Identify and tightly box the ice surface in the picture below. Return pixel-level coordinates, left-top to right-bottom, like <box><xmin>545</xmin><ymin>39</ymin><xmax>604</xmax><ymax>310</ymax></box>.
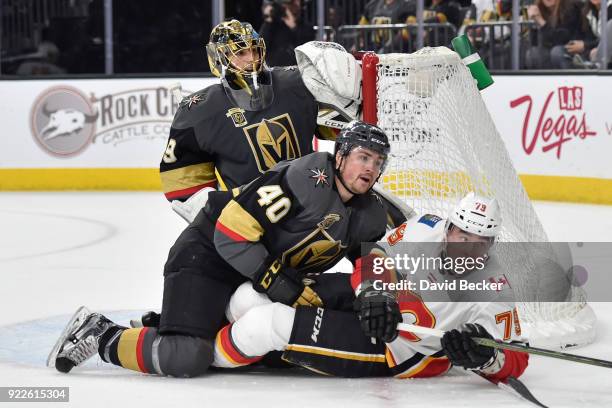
<box><xmin>1</xmin><ymin>192</ymin><xmax>611</xmax><ymax>408</ymax></box>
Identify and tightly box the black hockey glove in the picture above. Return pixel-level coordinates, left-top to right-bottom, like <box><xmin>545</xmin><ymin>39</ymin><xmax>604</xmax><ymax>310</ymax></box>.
<box><xmin>441</xmin><ymin>323</ymin><xmax>497</xmax><ymax>370</ymax></box>
<box><xmin>354</xmin><ymin>288</ymin><xmax>401</xmax><ymax>343</ymax></box>
<box><xmin>254</xmin><ymin>260</ymin><xmax>323</xmax><ymax>307</ymax></box>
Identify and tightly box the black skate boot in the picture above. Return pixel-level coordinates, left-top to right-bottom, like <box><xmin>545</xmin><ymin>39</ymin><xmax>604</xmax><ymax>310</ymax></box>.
<box><xmin>47</xmin><ymin>306</ymin><xmax>116</xmax><ymax>373</ymax></box>
<box><xmin>129</xmin><ymin>311</ymin><xmax>160</xmax><ymax>328</ymax></box>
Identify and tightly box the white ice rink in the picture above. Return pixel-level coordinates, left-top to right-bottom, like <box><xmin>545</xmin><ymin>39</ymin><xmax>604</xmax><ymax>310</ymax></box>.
<box><xmin>1</xmin><ymin>192</ymin><xmax>611</xmax><ymax>408</ymax></box>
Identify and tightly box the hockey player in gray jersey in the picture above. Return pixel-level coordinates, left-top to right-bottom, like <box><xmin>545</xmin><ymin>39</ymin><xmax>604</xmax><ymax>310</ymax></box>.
<box><xmin>209</xmin><ymin>192</ymin><xmax>528</xmax><ymax>381</ymax></box>
<box><xmin>48</xmin><ymin>120</ymin><xmax>392</xmax><ymax>378</ymax></box>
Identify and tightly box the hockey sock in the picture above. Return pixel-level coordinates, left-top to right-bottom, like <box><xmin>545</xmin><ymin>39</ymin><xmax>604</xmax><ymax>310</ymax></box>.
<box><xmin>214</xmin><ymin>323</ymin><xmax>265</xmax><ymax>368</ymax></box>
<box><xmin>213</xmin><ymin>303</ymin><xmax>294</xmax><ymax>368</ymax></box>
<box><xmin>99</xmin><ymin>327</ymin><xmax>158</xmax><ymax>374</ymax></box>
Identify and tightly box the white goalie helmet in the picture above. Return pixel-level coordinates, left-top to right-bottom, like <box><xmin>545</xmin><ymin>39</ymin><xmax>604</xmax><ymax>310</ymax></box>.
<box><xmin>446</xmin><ymin>192</ymin><xmax>502</xmax><ymax>238</ymax></box>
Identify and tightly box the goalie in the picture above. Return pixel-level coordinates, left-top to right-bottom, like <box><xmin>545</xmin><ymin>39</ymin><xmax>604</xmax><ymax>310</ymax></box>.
<box><xmin>160</xmin><ymin>20</ymin><xmax>361</xmax><ymax>223</ymax></box>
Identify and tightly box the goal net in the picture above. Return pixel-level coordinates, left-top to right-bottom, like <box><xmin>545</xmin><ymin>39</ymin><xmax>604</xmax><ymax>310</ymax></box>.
<box><xmin>362</xmin><ymin>47</ymin><xmax>596</xmax><ymax>349</ymax></box>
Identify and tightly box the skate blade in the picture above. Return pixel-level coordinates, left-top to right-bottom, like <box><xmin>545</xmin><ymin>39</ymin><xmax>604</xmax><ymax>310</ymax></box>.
<box><xmin>46</xmin><ymin>306</ymin><xmax>91</xmax><ymax>368</ymax></box>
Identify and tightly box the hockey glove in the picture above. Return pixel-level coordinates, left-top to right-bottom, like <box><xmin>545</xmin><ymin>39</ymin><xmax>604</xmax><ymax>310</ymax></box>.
<box><xmin>354</xmin><ymin>288</ymin><xmax>401</xmax><ymax>343</ymax></box>
<box><xmin>441</xmin><ymin>323</ymin><xmax>498</xmax><ymax>370</ymax></box>
<box><xmin>254</xmin><ymin>260</ymin><xmax>323</xmax><ymax>307</ymax></box>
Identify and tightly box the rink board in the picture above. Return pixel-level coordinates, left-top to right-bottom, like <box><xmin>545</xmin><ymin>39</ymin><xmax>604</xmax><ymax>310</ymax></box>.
<box><xmin>1</xmin><ymin>75</ymin><xmax>611</xmax><ymax>203</ymax></box>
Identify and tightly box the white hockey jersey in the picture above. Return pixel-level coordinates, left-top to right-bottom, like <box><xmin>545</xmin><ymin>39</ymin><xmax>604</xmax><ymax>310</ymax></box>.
<box><xmin>380</xmin><ymin>214</ymin><xmax>515</xmax><ymax>302</ymax></box>
<box><xmin>377</xmin><ymin>214</ymin><xmax>526</xmax><ymax>379</ymax></box>
<box><xmin>386</xmin><ymin>298</ymin><xmax>524</xmax><ymax>378</ymax></box>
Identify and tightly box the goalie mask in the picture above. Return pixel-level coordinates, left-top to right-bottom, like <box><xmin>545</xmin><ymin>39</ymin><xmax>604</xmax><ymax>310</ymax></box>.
<box><xmin>206</xmin><ymin>20</ymin><xmax>273</xmax><ymax>111</ymax></box>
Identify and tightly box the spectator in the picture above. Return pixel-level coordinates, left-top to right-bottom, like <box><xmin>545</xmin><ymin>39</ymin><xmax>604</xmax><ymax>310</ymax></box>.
<box><xmin>357</xmin><ymin>0</ymin><xmax>416</xmax><ymax>52</ymax></box>
<box><xmin>359</xmin><ymin>0</ymin><xmax>416</xmax><ymax>26</ymax></box>
<box><xmin>259</xmin><ymin>0</ymin><xmax>314</xmax><ymax>66</ymax></box>
<box><xmin>461</xmin><ymin>0</ymin><xmax>515</xmax><ymax>69</ymax></box>
<box><xmin>461</xmin><ymin>0</ymin><xmax>512</xmax><ymax>29</ymax></box>
<box><xmin>420</xmin><ymin>0</ymin><xmax>463</xmax><ymax>45</ymax></box>
<box><xmin>582</xmin><ymin>0</ymin><xmax>612</xmax><ymax>68</ymax></box>
<box><xmin>422</xmin><ymin>0</ymin><xmax>462</xmax><ymax>30</ymax></box>
<box><xmin>402</xmin><ymin>0</ymin><xmax>461</xmax><ymax>48</ymax></box>
<box><xmin>525</xmin><ymin>0</ymin><xmax>590</xmax><ymax>69</ymax></box>
<box><xmin>325</xmin><ymin>6</ymin><xmax>344</xmax><ymax>42</ymax></box>
<box><xmin>16</xmin><ymin>41</ymin><xmax>66</xmax><ymax>76</ymax></box>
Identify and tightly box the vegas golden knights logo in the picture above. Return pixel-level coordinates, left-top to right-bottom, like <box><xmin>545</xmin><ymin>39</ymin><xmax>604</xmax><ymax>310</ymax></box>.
<box><xmin>244</xmin><ymin>114</ymin><xmax>301</xmax><ymax>173</ymax></box>
<box><xmin>282</xmin><ymin>214</ymin><xmax>345</xmax><ymax>273</ymax></box>
<box><xmin>226</xmin><ymin>107</ymin><xmax>248</xmax><ymax>127</ymax></box>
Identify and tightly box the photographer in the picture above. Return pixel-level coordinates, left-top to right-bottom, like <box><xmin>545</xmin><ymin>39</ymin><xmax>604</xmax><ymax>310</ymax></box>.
<box><xmin>259</xmin><ymin>0</ymin><xmax>315</xmax><ymax>66</ymax></box>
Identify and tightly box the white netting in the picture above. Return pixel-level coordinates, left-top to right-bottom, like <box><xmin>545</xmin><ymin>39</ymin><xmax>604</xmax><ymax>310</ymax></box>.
<box><xmin>373</xmin><ymin>47</ymin><xmax>596</xmax><ymax>348</ymax></box>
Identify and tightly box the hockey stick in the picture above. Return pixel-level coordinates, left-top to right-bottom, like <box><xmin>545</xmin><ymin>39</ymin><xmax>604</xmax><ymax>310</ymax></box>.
<box><xmin>476</xmin><ymin>372</ymin><xmax>549</xmax><ymax>408</ymax></box>
<box><xmin>396</xmin><ymin>323</ymin><xmax>549</xmax><ymax>407</ymax></box>
<box><xmin>168</xmin><ymin>82</ymin><xmax>183</xmax><ymax>108</ymax></box>
<box><xmin>397</xmin><ymin>322</ymin><xmax>612</xmax><ymax>369</ymax></box>
<box><xmin>472</xmin><ymin>337</ymin><xmax>612</xmax><ymax>369</ymax></box>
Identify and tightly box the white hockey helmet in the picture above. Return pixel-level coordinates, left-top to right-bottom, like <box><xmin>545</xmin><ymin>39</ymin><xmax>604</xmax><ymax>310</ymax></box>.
<box><xmin>446</xmin><ymin>192</ymin><xmax>502</xmax><ymax>238</ymax></box>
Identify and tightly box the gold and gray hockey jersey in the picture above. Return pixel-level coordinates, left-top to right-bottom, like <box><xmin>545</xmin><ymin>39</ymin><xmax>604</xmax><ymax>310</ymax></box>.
<box><xmin>160</xmin><ymin>67</ymin><xmax>336</xmax><ymax>201</ymax></box>
<box><xmin>211</xmin><ymin>152</ymin><xmax>387</xmax><ymax>281</ymax></box>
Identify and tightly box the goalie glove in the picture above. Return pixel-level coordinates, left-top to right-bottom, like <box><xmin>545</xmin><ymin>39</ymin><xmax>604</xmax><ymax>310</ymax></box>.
<box><xmin>441</xmin><ymin>323</ymin><xmax>500</xmax><ymax>371</ymax></box>
<box><xmin>295</xmin><ymin>41</ymin><xmax>361</xmax><ymax>121</ymax></box>
<box><xmin>353</xmin><ymin>287</ymin><xmax>401</xmax><ymax>343</ymax></box>
<box><xmin>254</xmin><ymin>260</ymin><xmax>323</xmax><ymax>308</ymax></box>
<box><xmin>171</xmin><ymin>186</ymin><xmax>216</xmax><ymax>223</ymax></box>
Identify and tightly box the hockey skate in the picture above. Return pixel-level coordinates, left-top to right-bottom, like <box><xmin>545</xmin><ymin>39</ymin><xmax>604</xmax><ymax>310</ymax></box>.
<box><xmin>47</xmin><ymin>306</ymin><xmax>115</xmax><ymax>373</ymax></box>
<box><xmin>129</xmin><ymin>310</ymin><xmax>160</xmax><ymax>328</ymax></box>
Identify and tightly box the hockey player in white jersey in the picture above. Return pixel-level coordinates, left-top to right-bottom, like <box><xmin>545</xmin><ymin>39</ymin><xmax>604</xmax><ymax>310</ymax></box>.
<box><xmin>382</xmin><ymin>192</ymin><xmax>515</xmax><ymax>302</ymax></box>
<box><xmin>211</xmin><ymin>192</ymin><xmax>528</xmax><ymax>381</ymax></box>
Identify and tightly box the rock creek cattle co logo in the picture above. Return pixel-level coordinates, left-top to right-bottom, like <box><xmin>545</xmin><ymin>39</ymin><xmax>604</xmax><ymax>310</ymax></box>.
<box><xmin>30</xmin><ymin>85</ymin><xmax>184</xmax><ymax>157</ymax></box>
<box><xmin>243</xmin><ymin>114</ymin><xmax>301</xmax><ymax>173</ymax></box>
<box><xmin>30</xmin><ymin>86</ymin><xmax>98</xmax><ymax>157</ymax></box>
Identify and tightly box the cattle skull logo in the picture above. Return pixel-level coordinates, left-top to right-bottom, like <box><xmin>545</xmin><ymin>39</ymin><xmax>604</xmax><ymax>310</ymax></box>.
<box><xmin>39</xmin><ymin>104</ymin><xmax>98</xmax><ymax>141</ymax></box>
<box><xmin>31</xmin><ymin>86</ymin><xmax>97</xmax><ymax>157</ymax></box>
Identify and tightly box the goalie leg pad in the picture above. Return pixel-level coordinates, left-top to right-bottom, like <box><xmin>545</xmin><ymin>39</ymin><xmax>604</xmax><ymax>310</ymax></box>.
<box><xmin>282</xmin><ymin>307</ymin><xmax>390</xmax><ymax>377</ymax></box>
<box><xmin>171</xmin><ymin>186</ymin><xmax>216</xmax><ymax>223</ymax></box>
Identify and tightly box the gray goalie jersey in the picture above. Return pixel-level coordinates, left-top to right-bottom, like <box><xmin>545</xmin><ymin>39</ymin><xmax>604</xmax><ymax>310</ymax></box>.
<box><xmin>159</xmin><ymin>67</ymin><xmax>336</xmax><ymax>202</ymax></box>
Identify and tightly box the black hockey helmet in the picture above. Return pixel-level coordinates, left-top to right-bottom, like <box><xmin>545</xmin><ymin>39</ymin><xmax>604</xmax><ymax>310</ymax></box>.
<box><xmin>334</xmin><ymin>120</ymin><xmax>391</xmax><ymax>174</ymax></box>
